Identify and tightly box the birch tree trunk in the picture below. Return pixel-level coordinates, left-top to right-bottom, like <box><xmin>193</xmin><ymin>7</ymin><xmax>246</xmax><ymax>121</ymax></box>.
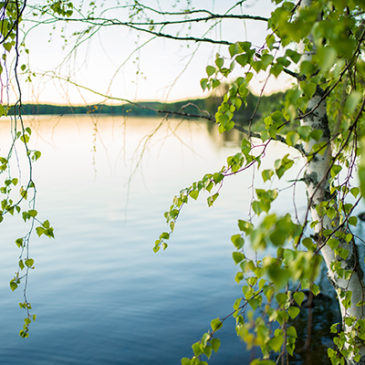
<box><xmin>301</xmin><ymin>0</ymin><xmax>365</xmax><ymax>365</ymax></box>
<box><xmin>301</xmin><ymin>86</ymin><xmax>365</xmax><ymax>363</ymax></box>
<box><xmin>299</xmin><ymin>0</ymin><xmax>365</xmax><ymax>355</ymax></box>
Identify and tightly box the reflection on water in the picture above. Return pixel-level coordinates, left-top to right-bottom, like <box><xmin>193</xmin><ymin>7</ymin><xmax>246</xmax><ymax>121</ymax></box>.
<box><xmin>0</xmin><ymin>115</ymin><xmax>337</xmax><ymax>364</ymax></box>
<box><xmin>288</xmin><ymin>284</ymin><xmax>340</xmax><ymax>365</ymax></box>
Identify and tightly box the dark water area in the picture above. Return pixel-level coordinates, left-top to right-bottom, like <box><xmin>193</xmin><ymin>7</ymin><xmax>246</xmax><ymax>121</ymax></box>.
<box><xmin>0</xmin><ymin>116</ymin><xmax>351</xmax><ymax>364</ymax></box>
<box><xmin>290</xmin><ymin>292</ymin><xmax>341</xmax><ymax>365</ymax></box>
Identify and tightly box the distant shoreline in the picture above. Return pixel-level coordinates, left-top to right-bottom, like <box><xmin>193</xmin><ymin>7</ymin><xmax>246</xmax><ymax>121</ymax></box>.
<box><xmin>8</xmin><ymin>92</ymin><xmax>283</xmax><ymax>124</ymax></box>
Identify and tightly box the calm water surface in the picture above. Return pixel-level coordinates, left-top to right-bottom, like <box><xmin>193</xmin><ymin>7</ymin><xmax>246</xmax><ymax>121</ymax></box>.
<box><xmin>0</xmin><ymin>115</ymin><xmax>328</xmax><ymax>364</ymax></box>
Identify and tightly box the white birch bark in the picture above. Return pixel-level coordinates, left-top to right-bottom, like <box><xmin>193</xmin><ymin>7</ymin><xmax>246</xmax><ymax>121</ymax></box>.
<box><xmin>299</xmin><ymin>2</ymin><xmax>365</xmax><ymax>362</ymax></box>
<box><xmin>301</xmin><ymin>92</ymin><xmax>365</xmax><ymax>363</ymax></box>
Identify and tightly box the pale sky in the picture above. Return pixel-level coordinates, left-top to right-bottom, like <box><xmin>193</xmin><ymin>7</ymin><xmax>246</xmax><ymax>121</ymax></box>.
<box><xmin>16</xmin><ymin>0</ymin><xmax>291</xmax><ymax>105</ymax></box>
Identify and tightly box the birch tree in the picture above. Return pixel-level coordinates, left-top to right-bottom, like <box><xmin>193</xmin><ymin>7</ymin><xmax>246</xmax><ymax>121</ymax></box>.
<box><xmin>11</xmin><ymin>0</ymin><xmax>365</xmax><ymax>364</ymax></box>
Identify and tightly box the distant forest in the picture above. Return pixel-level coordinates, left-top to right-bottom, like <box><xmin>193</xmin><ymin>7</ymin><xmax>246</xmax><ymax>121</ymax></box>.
<box><xmin>12</xmin><ymin>91</ymin><xmax>284</xmax><ymax>126</ymax></box>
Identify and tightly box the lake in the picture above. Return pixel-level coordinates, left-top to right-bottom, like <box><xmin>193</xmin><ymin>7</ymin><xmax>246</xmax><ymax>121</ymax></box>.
<box><xmin>0</xmin><ymin>115</ymin><xmax>335</xmax><ymax>364</ymax></box>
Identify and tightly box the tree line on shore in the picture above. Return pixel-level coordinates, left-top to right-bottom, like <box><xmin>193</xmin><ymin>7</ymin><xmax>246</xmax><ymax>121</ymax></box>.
<box><xmin>11</xmin><ymin>91</ymin><xmax>283</xmax><ymax>127</ymax></box>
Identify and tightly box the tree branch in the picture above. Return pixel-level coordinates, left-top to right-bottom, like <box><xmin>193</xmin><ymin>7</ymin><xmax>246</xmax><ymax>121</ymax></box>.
<box><xmin>282</xmin><ymin>67</ymin><xmax>304</xmax><ymax>81</ymax></box>
<box><xmin>96</xmin><ymin>13</ymin><xmax>268</xmax><ymax>27</ymax></box>
<box><xmin>106</xmin><ymin>19</ymin><xmax>233</xmax><ymax>45</ymax></box>
<box><xmin>51</xmin><ymin>17</ymin><xmax>234</xmax><ymax>45</ymax></box>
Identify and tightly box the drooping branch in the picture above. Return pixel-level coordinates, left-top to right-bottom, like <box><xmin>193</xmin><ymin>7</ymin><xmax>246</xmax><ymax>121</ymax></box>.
<box><xmin>35</xmin><ymin>16</ymin><xmax>233</xmax><ymax>45</ymax></box>
<box><xmin>0</xmin><ymin>0</ymin><xmax>27</xmax><ymax>45</ymax></box>
<box><xmin>31</xmin><ymin>0</ymin><xmax>268</xmax><ymax>47</ymax></box>
<box><xmin>91</xmin><ymin>14</ymin><xmax>269</xmax><ymax>27</ymax></box>
<box><xmin>100</xmin><ymin>19</ymin><xmax>233</xmax><ymax>45</ymax></box>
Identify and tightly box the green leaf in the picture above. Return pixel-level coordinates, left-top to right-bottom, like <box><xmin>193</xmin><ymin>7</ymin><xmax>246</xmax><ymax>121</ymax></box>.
<box><xmin>266</xmin><ymin>34</ymin><xmax>275</xmax><ymax>50</ymax></box>
<box><xmin>32</xmin><ymin>151</ymin><xmax>42</xmax><ymax>161</ymax></box>
<box><xmin>287</xmin><ymin>326</ymin><xmax>297</xmax><ymax>338</ymax></box>
<box><xmin>200</xmin><ymin>78</ymin><xmax>208</xmax><ymax>90</ymax></box>
<box><xmin>236</xmin><ymin>54</ymin><xmax>249</xmax><ymax>67</ymax></box>
<box><xmin>25</xmin><ymin>259</ymin><xmax>34</xmax><ymax>268</ymax></box>
<box><xmin>345</xmin><ymin>91</ymin><xmax>362</xmax><ymax>115</ymax></box>
<box><xmin>207</xmin><ymin>193</ymin><xmax>219</xmax><ymax>207</ymax></box>
<box><xmin>330</xmin><ymin>323</ymin><xmax>339</xmax><ymax>333</ymax></box>
<box><xmin>300</xmin><ymin>80</ymin><xmax>316</xmax><ymax>98</ymax></box>
<box><xmin>239</xmin><ymin>41</ymin><xmax>251</xmax><ymax>52</ymax></box>
<box><xmin>45</xmin><ymin>228</ymin><xmax>55</xmax><ymax>238</ymax></box>
<box><xmin>268</xmin><ymin>335</ymin><xmax>284</xmax><ymax>352</ymax></box>
<box><xmin>160</xmin><ymin>232</ymin><xmax>169</xmax><ymax>239</ymax></box>
<box><xmin>350</xmin><ymin>187</ymin><xmax>360</xmax><ymax>198</ymax></box>
<box><xmin>261</xmin><ymin>54</ymin><xmax>274</xmax><ymax>70</ymax></box>
<box><xmin>210</xmin><ymin>318</ymin><xmax>222</xmax><ymax>331</ymax></box>
<box><xmin>360</xmin><ymin>164</ymin><xmax>365</xmax><ymax>198</ymax></box>
<box><xmin>189</xmin><ymin>190</ymin><xmax>199</xmax><ymax>200</ymax></box>
<box><xmin>293</xmin><ymin>291</ymin><xmax>305</xmax><ymax>306</ymax></box>
<box><xmin>229</xmin><ymin>43</ymin><xmax>241</xmax><ymax>57</ymax></box>
<box><xmin>288</xmin><ymin>306</ymin><xmax>300</xmax><ymax>319</ymax></box>
<box><xmin>232</xmin><ymin>251</ymin><xmax>245</xmax><ymax>264</ymax></box>
<box><xmin>285</xmin><ymin>131</ymin><xmax>299</xmax><ymax>147</ymax></box>
<box><xmin>311</xmin><ymin>284</ymin><xmax>320</xmax><ymax>296</ymax></box>
<box><xmin>231</xmin><ymin>234</ymin><xmax>244</xmax><ymax>249</ymax></box>
<box><xmin>203</xmin><ymin>344</ymin><xmax>212</xmax><ymax>359</ymax></box>
<box><xmin>238</xmin><ymin>220</ymin><xmax>253</xmax><ymax>234</ymax></box>
<box><xmin>215</xmin><ymin>56</ymin><xmax>224</xmax><ymax>68</ymax></box>
<box><xmin>331</xmin><ymin>165</ymin><xmax>342</xmax><ymax>179</ymax></box>
<box><xmin>297</xmin><ymin>126</ymin><xmax>311</xmax><ymax>140</ymax></box>
<box><xmin>310</xmin><ymin>129</ymin><xmax>323</xmax><ymax>141</ymax></box>
<box><xmin>28</xmin><ymin>209</ymin><xmax>38</xmax><ymax>217</ymax></box>
<box><xmin>285</xmin><ymin>49</ymin><xmax>301</xmax><ymax>63</ymax></box>
<box><xmin>3</xmin><ymin>42</ymin><xmax>12</xmax><ymax>52</ymax></box>
<box><xmin>270</xmin><ymin>63</ymin><xmax>283</xmax><ymax>77</ymax></box>
<box><xmin>327</xmin><ymin>238</ymin><xmax>339</xmax><ymax>250</ymax></box>
<box><xmin>300</xmin><ymin>60</ymin><xmax>316</xmax><ymax>76</ymax></box>
<box><xmin>19</xmin><ymin>330</ymin><xmax>29</xmax><ymax>338</ymax></box>
<box><xmin>192</xmin><ymin>342</ymin><xmax>202</xmax><ymax>356</ymax></box>
<box><xmin>270</xmin><ymin>229</ymin><xmax>286</xmax><ymax>246</ymax></box>
<box><xmin>19</xmin><ymin>260</ymin><xmax>25</xmax><ymax>270</ymax></box>
<box><xmin>348</xmin><ymin>216</ymin><xmax>357</xmax><ymax>226</ymax></box>
<box><xmin>267</xmin><ymin>264</ymin><xmax>290</xmax><ymax>288</ymax></box>
<box><xmin>262</xmin><ymin>169</ymin><xmax>274</xmax><ymax>182</ymax></box>
<box><xmin>213</xmin><ymin>173</ymin><xmax>224</xmax><ymax>183</ymax></box>
<box><xmin>20</xmin><ymin>134</ymin><xmax>30</xmax><ymax>144</ymax></box>
<box><xmin>326</xmin><ymin>207</ymin><xmax>336</xmax><ymax>220</ymax></box>
<box><xmin>15</xmin><ymin>238</ymin><xmax>23</xmax><ymax>248</ymax></box>
<box><xmin>317</xmin><ymin>46</ymin><xmax>337</xmax><ymax>73</ymax></box>
<box><xmin>206</xmin><ymin>65</ymin><xmax>215</xmax><ymax>77</ymax></box>
<box><xmin>10</xmin><ymin>281</ymin><xmax>18</xmax><ymax>291</ymax></box>
<box><xmin>235</xmin><ymin>272</ymin><xmax>244</xmax><ymax>283</ymax></box>
<box><xmin>211</xmin><ymin>79</ymin><xmax>220</xmax><ymax>88</ymax></box>
<box><xmin>252</xmin><ymin>200</ymin><xmax>261</xmax><ymax>215</ymax></box>
<box><xmin>250</xmin><ymin>360</ymin><xmax>276</xmax><ymax>365</ymax></box>
<box><xmin>36</xmin><ymin>227</ymin><xmax>45</xmax><ymax>237</ymax></box>
<box><xmin>211</xmin><ymin>338</ymin><xmax>220</xmax><ymax>352</ymax></box>
<box><xmin>275</xmin><ymin>154</ymin><xmax>294</xmax><ymax>179</ymax></box>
